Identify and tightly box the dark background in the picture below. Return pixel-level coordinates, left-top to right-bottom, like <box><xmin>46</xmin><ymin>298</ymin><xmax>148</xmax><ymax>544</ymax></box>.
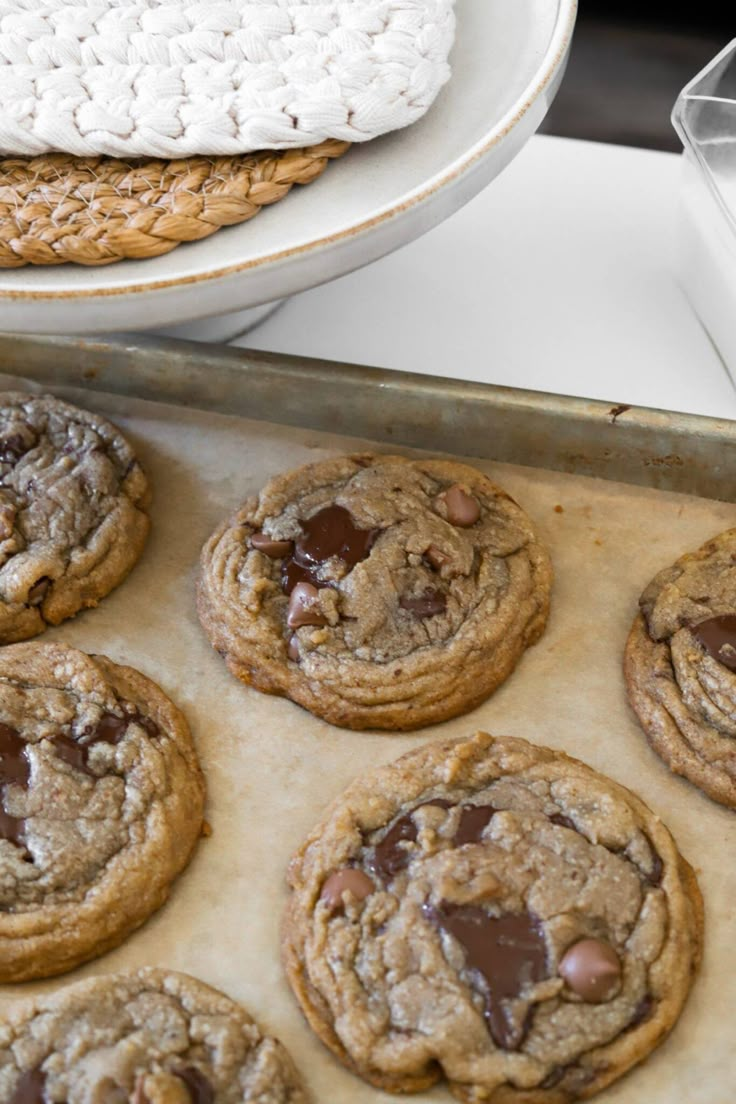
<box><xmin>541</xmin><ymin>1</ymin><xmax>733</xmax><ymax>150</ymax></box>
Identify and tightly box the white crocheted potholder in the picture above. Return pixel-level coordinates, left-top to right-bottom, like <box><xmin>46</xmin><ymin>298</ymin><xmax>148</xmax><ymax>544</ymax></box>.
<box><xmin>0</xmin><ymin>0</ymin><xmax>456</xmax><ymax>158</ymax></box>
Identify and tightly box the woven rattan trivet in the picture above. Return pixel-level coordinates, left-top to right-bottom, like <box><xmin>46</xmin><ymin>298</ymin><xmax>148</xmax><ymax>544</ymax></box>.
<box><xmin>0</xmin><ymin>140</ymin><xmax>349</xmax><ymax>268</ymax></box>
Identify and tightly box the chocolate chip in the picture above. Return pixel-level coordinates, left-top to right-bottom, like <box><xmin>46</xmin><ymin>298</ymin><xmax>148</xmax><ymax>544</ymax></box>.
<box><xmin>287</xmin><ymin>635</ymin><xmax>300</xmax><ymax>661</ymax></box>
<box><xmin>691</xmin><ymin>614</ymin><xmax>736</xmax><ymax>672</ymax></box>
<box><xmin>250</xmin><ymin>532</ymin><xmax>294</xmax><ymax>558</ymax></box>
<box><xmin>368</xmin><ymin>799</ymin><xmax>452</xmax><ymax>882</ymax></box>
<box><xmin>541</xmin><ymin>1065</ymin><xmax>597</xmax><ymax>1092</ymax></box>
<box><xmin>27</xmin><ymin>577</ymin><xmax>51</xmax><ymax>607</ymax></box>
<box><xmin>93</xmin><ymin>712</ymin><xmax>131</xmax><ymax>745</ymax></box>
<box><xmin>437</xmin><ymin>484</ymin><xmax>480</xmax><ymax>528</ymax></box>
<box><xmin>628</xmin><ymin>994</ymin><xmax>654</xmax><ymax>1029</ymax></box>
<box><xmin>0</xmin><ymin>724</ymin><xmax>31</xmax><ymax>851</ymax></box>
<box><xmin>558</xmin><ymin>939</ymin><xmax>621</xmax><ymax>1002</ymax></box>
<box><xmin>176</xmin><ymin>1066</ymin><xmax>215</xmax><ymax>1104</ymax></box>
<box><xmin>375</xmin><ymin>799</ymin><xmax>493</xmax><ymax>852</ymax></box>
<box><xmin>0</xmin><ymin>429</ymin><xmax>36</xmax><ymax>465</ymax></box>
<box><xmin>646</xmin><ymin>845</ymin><xmax>664</xmax><ymax>887</ymax></box>
<box><xmin>320</xmin><ymin>867</ymin><xmax>375</xmax><ymax>913</ymax></box>
<box><xmin>453</xmin><ymin>804</ymin><xmax>495</xmax><ymax>846</ymax></box>
<box><xmin>540</xmin><ymin>1067</ymin><xmax>566</xmax><ymax>1089</ymax></box>
<box><xmin>52</xmin><ymin>712</ymin><xmax>133</xmax><ymax>778</ymax></box>
<box><xmin>399</xmin><ymin>589</ymin><xmax>446</xmax><ymax>618</ymax></box>
<box><xmin>286</xmin><ymin>582</ymin><xmax>328</xmax><ymax>630</ymax></box>
<box><xmin>281</xmin><ymin>505</ymin><xmax>378</xmax><ymax>594</ymax></box>
<box><xmin>550</xmin><ymin>813</ymin><xmax>576</xmax><ymax>830</ymax></box>
<box><xmin>131</xmin><ymin>712</ymin><xmax>159</xmax><ymax>740</ymax></box>
<box><xmin>8</xmin><ymin>1067</ymin><xmax>46</xmax><ymax>1104</ymax></box>
<box><xmin>424</xmin><ymin>544</ymin><xmax>451</xmax><ymax>571</ymax></box>
<box><xmin>425</xmin><ymin>904</ymin><xmax>547</xmax><ymax>1049</ymax></box>
<box><xmin>0</xmin><ymin>724</ymin><xmax>30</xmax><ymax>787</ymax></box>
<box><xmin>369</xmin><ymin>811</ymin><xmax>421</xmax><ymax>881</ymax></box>
<box><xmin>51</xmin><ymin>733</ymin><xmax>96</xmax><ymax>778</ymax></box>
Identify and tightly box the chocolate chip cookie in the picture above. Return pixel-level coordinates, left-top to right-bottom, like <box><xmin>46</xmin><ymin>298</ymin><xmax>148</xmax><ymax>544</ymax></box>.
<box><xmin>197</xmin><ymin>455</ymin><xmax>552</xmax><ymax>730</ymax></box>
<box><xmin>0</xmin><ymin>392</ymin><xmax>150</xmax><ymax>643</ymax></box>
<box><xmin>0</xmin><ymin>641</ymin><xmax>205</xmax><ymax>981</ymax></box>
<box><xmin>0</xmin><ymin>967</ymin><xmax>307</xmax><ymax>1103</ymax></box>
<box><xmin>625</xmin><ymin>528</ymin><xmax>736</xmax><ymax>808</ymax></box>
<box><xmin>283</xmin><ymin>732</ymin><xmax>702</xmax><ymax>1101</ymax></box>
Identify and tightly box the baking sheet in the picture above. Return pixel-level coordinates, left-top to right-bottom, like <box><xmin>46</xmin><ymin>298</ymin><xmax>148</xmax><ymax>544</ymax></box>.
<box><xmin>0</xmin><ymin>375</ymin><xmax>733</xmax><ymax>1102</ymax></box>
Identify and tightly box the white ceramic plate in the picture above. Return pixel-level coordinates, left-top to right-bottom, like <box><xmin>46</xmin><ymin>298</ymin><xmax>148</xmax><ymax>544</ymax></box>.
<box><xmin>0</xmin><ymin>0</ymin><xmax>576</xmax><ymax>336</ymax></box>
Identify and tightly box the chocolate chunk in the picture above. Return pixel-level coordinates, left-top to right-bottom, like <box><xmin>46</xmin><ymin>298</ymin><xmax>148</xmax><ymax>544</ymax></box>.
<box><xmin>177</xmin><ymin>1066</ymin><xmax>215</xmax><ymax>1104</ymax></box>
<box><xmin>399</xmin><ymin>589</ymin><xmax>446</xmax><ymax>618</ymax></box>
<box><xmin>425</xmin><ymin>904</ymin><xmax>547</xmax><ymax>1049</ymax></box>
<box><xmin>691</xmin><ymin>614</ymin><xmax>736</xmax><ymax>672</ymax></box>
<box><xmin>0</xmin><ymin>429</ymin><xmax>36</xmax><ymax>465</ymax></box>
<box><xmin>437</xmin><ymin>484</ymin><xmax>480</xmax><ymax>528</ymax></box>
<box><xmin>424</xmin><ymin>544</ymin><xmax>451</xmax><ymax>571</ymax></box>
<box><xmin>27</xmin><ymin>577</ymin><xmax>51</xmax><ymax>607</ymax></box>
<box><xmin>287</xmin><ymin>635</ymin><xmax>300</xmax><ymax>661</ymax></box>
<box><xmin>541</xmin><ymin>1065</ymin><xmax>596</xmax><ymax>1092</ymax></box>
<box><xmin>282</xmin><ymin>559</ymin><xmax>324</xmax><ymax>594</ymax></box>
<box><xmin>369</xmin><ymin>799</ymin><xmax>452</xmax><ymax>882</ymax></box>
<box><xmin>0</xmin><ymin>724</ymin><xmax>30</xmax><ymax>787</ymax></box>
<box><xmin>250</xmin><ymin>532</ymin><xmax>294</xmax><ymax>558</ymax></box>
<box><xmin>282</xmin><ymin>505</ymin><xmax>378</xmax><ymax>594</ymax></box>
<box><xmin>287</xmin><ymin>582</ymin><xmax>328</xmax><ymax>630</ymax></box>
<box><xmin>453</xmin><ymin>804</ymin><xmax>496</xmax><ymax>846</ymax></box>
<box><xmin>646</xmin><ymin>845</ymin><xmax>664</xmax><ymax>887</ymax></box>
<box><xmin>53</xmin><ymin>712</ymin><xmax>132</xmax><ymax>778</ymax></box>
<box><xmin>129</xmin><ymin>711</ymin><xmax>159</xmax><ymax>740</ymax></box>
<box><xmin>370</xmin><ymin>811</ymin><xmax>420</xmax><ymax>881</ymax></box>
<box><xmin>550</xmin><ymin>813</ymin><xmax>576</xmax><ymax>830</ymax></box>
<box><xmin>93</xmin><ymin>712</ymin><xmax>131</xmax><ymax>745</ymax></box>
<box><xmin>320</xmin><ymin>867</ymin><xmax>375</xmax><ymax>913</ymax></box>
<box><xmin>539</xmin><ymin>1067</ymin><xmax>566</xmax><ymax>1089</ymax></box>
<box><xmin>0</xmin><ymin>805</ymin><xmax>27</xmax><ymax>849</ymax></box>
<box><xmin>8</xmin><ymin>1067</ymin><xmax>46</xmax><ymax>1104</ymax></box>
<box><xmin>558</xmin><ymin>939</ymin><xmax>621</xmax><ymax>1002</ymax></box>
<box><xmin>0</xmin><ymin>725</ymin><xmax>31</xmax><ymax>850</ymax></box>
<box><xmin>628</xmin><ymin>994</ymin><xmax>654</xmax><ymax>1029</ymax></box>
<box><xmin>51</xmin><ymin>733</ymin><xmax>97</xmax><ymax>778</ymax></box>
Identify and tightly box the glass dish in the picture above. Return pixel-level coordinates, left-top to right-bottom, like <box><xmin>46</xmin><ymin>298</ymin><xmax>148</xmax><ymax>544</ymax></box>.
<box><xmin>673</xmin><ymin>39</ymin><xmax>736</xmax><ymax>384</ymax></box>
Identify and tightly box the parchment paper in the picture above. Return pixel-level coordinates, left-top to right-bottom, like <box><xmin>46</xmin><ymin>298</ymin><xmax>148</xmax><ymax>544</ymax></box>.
<box><xmin>0</xmin><ymin>376</ymin><xmax>733</xmax><ymax>1103</ymax></box>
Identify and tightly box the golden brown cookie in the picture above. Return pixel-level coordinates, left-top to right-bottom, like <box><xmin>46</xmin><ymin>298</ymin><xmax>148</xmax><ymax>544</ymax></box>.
<box><xmin>197</xmin><ymin>454</ymin><xmax>552</xmax><ymax>730</ymax></box>
<box><xmin>283</xmin><ymin>732</ymin><xmax>702</xmax><ymax>1102</ymax></box>
<box><xmin>625</xmin><ymin>528</ymin><xmax>736</xmax><ymax>808</ymax></box>
<box><xmin>0</xmin><ymin>642</ymin><xmax>205</xmax><ymax>982</ymax></box>
<box><xmin>0</xmin><ymin>968</ymin><xmax>307</xmax><ymax>1103</ymax></box>
<box><xmin>0</xmin><ymin>392</ymin><xmax>150</xmax><ymax>643</ymax></box>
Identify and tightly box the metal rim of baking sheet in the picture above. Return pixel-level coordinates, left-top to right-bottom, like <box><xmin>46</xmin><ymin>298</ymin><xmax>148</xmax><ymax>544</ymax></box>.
<box><xmin>0</xmin><ymin>332</ymin><xmax>732</xmax><ymax>503</ymax></box>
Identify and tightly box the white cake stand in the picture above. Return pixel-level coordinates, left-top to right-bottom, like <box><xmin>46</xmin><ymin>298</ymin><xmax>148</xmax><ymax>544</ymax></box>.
<box><xmin>0</xmin><ymin>0</ymin><xmax>577</xmax><ymax>336</ymax></box>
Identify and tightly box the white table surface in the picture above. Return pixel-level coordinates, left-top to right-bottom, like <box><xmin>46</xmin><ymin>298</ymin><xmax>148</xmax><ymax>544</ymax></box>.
<box><xmin>233</xmin><ymin>134</ymin><xmax>736</xmax><ymax>421</ymax></box>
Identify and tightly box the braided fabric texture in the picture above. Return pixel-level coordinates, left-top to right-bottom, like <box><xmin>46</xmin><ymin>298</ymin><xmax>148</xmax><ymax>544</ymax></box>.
<box><xmin>0</xmin><ymin>1</ymin><xmax>455</xmax><ymax>158</ymax></box>
<box><xmin>0</xmin><ymin>139</ymin><xmax>349</xmax><ymax>266</ymax></box>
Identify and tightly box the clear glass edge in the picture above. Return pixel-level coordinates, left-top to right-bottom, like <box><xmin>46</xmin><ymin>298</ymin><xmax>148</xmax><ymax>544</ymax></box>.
<box><xmin>672</xmin><ymin>38</ymin><xmax>736</xmax><ymax>238</ymax></box>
